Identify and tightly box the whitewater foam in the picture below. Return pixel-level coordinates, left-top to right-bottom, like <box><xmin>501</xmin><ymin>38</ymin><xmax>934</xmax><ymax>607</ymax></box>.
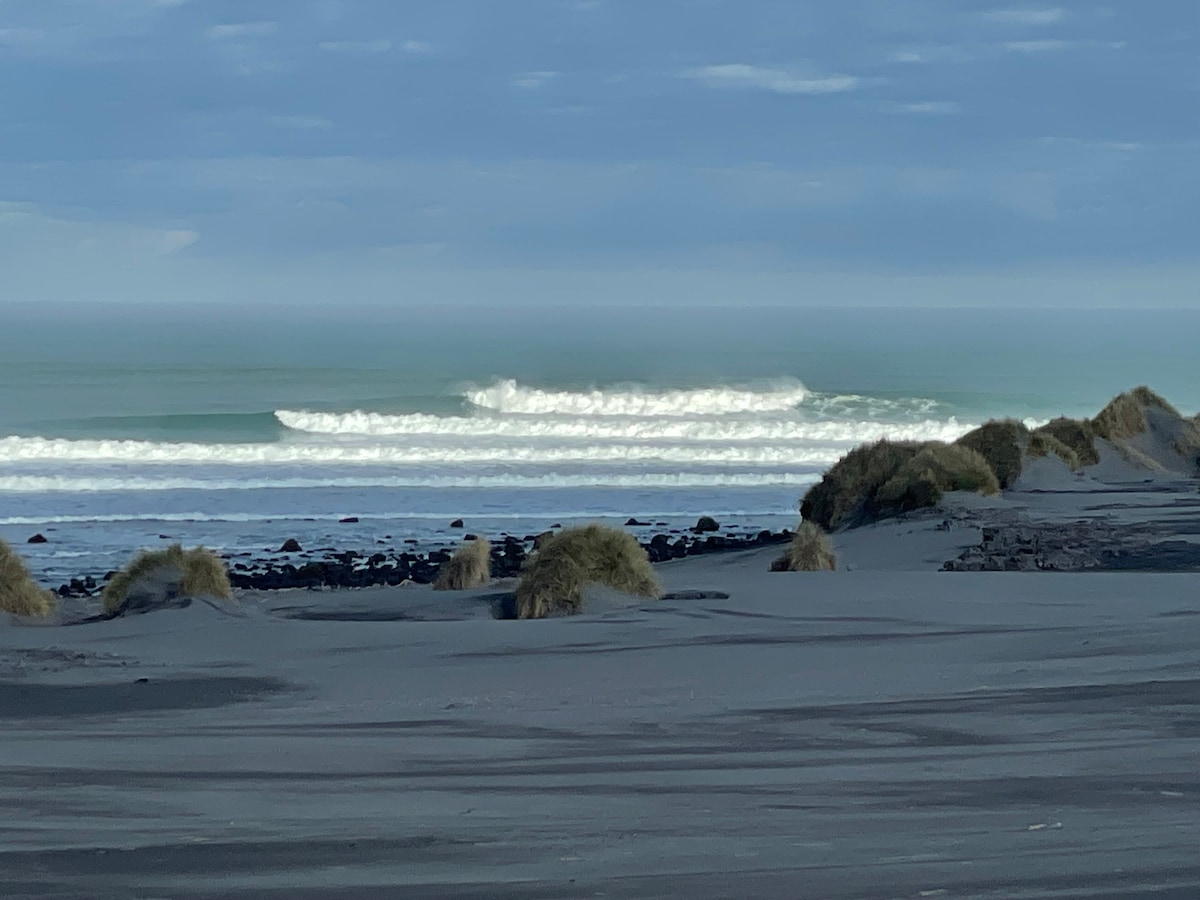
<box><xmin>0</xmin><ymin>471</ymin><xmax>822</xmax><ymax>493</ymax></box>
<box><xmin>464</xmin><ymin>378</ymin><xmax>810</xmax><ymax>417</ymax></box>
<box><xmin>274</xmin><ymin>409</ymin><xmax>972</xmax><ymax>444</ymax></box>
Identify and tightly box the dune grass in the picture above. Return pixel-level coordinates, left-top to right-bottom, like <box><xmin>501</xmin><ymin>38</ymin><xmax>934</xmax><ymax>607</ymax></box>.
<box><xmin>955</xmin><ymin>419</ymin><xmax>1029</xmax><ymax>490</ymax></box>
<box><xmin>1027</xmin><ymin>431</ymin><xmax>1081</xmax><ymax>469</ymax></box>
<box><xmin>876</xmin><ymin>444</ymin><xmax>1001</xmax><ymax>514</ymax></box>
<box><xmin>800</xmin><ymin>440</ymin><xmax>934</xmax><ymax>530</ymax></box>
<box><xmin>1034</xmin><ymin>417</ymin><xmax>1100</xmax><ymax>467</ymax></box>
<box><xmin>0</xmin><ymin>538</ymin><xmax>55</xmax><ymax>618</ymax></box>
<box><xmin>1091</xmin><ymin>386</ymin><xmax>1179</xmax><ymax>442</ymax></box>
<box><xmin>515</xmin><ymin>524</ymin><xmax>660</xmax><ymax>619</ymax></box>
<box><xmin>433</xmin><ymin>537</ymin><xmax>492</xmax><ymax>591</ymax></box>
<box><xmin>103</xmin><ymin>544</ymin><xmax>233</xmax><ymax>614</ymax></box>
<box><xmin>771</xmin><ymin>521</ymin><xmax>836</xmax><ymax>572</ymax></box>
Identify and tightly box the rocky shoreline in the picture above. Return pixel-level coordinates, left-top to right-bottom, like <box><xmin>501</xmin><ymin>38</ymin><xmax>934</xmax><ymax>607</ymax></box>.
<box><xmin>49</xmin><ymin>520</ymin><xmax>795</xmax><ymax>599</ymax></box>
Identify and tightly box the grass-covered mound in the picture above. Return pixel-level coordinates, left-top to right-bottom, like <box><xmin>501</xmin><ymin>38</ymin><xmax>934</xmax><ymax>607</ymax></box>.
<box><xmin>1091</xmin><ymin>386</ymin><xmax>1179</xmax><ymax>441</ymax></box>
<box><xmin>770</xmin><ymin>521</ymin><xmax>836</xmax><ymax>572</ymax></box>
<box><xmin>0</xmin><ymin>538</ymin><xmax>55</xmax><ymax>618</ymax></box>
<box><xmin>1034</xmin><ymin>417</ymin><xmax>1100</xmax><ymax>467</ymax></box>
<box><xmin>103</xmin><ymin>544</ymin><xmax>233</xmax><ymax>615</ymax></box>
<box><xmin>1027</xmin><ymin>431</ymin><xmax>1081</xmax><ymax>469</ymax></box>
<box><xmin>955</xmin><ymin>419</ymin><xmax>1029</xmax><ymax>490</ymax></box>
<box><xmin>433</xmin><ymin>537</ymin><xmax>491</xmax><ymax>591</ymax></box>
<box><xmin>800</xmin><ymin>440</ymin><xmax>935</xmax><ymax>530</ymax></box>
<box><xmin>515</xmin><ymin>524</ymin><xmax>661</xmax><ymax>619</ymax></box>
<box><xmin>1088</xmin><ymin>387</ymin><xmax>1200</xmax><ymax>474</ymax></box>
<box><xmin>875</xmin><ymin>444</ymin><xmax>1001</xmax><ymax>513</ymax></box>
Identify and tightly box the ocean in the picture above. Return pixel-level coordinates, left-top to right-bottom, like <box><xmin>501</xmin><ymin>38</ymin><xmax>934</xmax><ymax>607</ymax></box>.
<box><xmin>1</xmin><ymin>304</ymin><xmax>1196</xmax><ymax>586</ymax></box>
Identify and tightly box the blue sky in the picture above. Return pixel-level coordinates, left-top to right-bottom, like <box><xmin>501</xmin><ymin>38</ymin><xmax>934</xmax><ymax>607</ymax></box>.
<box><xmin>0</xmin><ymin>0</ymin><xmax>1196</xmax><ymax>306</ymax></box>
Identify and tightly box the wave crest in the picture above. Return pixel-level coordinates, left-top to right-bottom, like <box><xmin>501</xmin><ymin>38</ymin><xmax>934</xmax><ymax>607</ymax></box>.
<box><xmin>463</xmin><ymin>378</ymin><xmax>809</xmax><ymax>417</ymax></box>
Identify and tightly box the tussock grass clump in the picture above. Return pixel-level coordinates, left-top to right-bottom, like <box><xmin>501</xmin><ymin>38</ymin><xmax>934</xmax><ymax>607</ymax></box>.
<box><xmin>771</xmin><ymin>521</ymin><xmax>836</xmax><ymax>572</ymax></box>
<box><xmin>433</xmin><ymin>538</ymin><xmax>491</xmax><ymax>591</ymax></box>
<box><xmin>1091</xmin><ymin>386</ymin><xmax>1179</xmax><ymax>442</ymax></box>
<box><xmin>515</xmin><ymin>524</ymin><xmax>660</xmax><ymax>619</ymax></box>
<box><xmin>0</xmin><ymin>538</ymin><xmax>55</xmax><ymax>618</ymax></box>
<box><xmin>1027</xmin><ymin>431</ymin><xmax>1081</xmax><ymax>469</ymax></box>
<box><xmin>1034</xmin><ymin>417</ymin><xmax>1100</xmax><ymax>467</ymax></box>
<box><xmin>800</xmin><ymin>440</ymin><xmax>934</xmax><ymax>530</ymax></box>
<box><xmin>955</xmin><ymin>419</ymin><xmax>1029</xmax><ymax>489</ymax></box>
<box><xmin>103</xmin><ymin>544</ymin><xmax>233</xmax><ymax>614</ymax></box>
<box><xmin>876</xmin><ymin>444</ymin><xmax>1001</xmax><ymax>513</ymax></box>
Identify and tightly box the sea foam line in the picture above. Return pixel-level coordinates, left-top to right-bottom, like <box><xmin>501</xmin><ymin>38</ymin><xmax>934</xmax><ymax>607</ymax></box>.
<box><xmin>0</xmin><ymin>430</ymin><xmax>974</xmax><ymax>466</ymax></box>
<box><xmin>0</xmin><ymin>471</ymin><xmax>822</xmax><ymax>493</ymax></box>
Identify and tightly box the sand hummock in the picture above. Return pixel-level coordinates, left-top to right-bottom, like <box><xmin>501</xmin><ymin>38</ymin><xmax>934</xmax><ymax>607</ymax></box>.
<box><xmin>1</xmin><ymin>400</ymin><xmax>1198</xmax><ymax>897</ymax></box>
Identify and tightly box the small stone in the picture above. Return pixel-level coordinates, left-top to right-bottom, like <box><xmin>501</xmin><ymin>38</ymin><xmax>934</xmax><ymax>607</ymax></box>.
<box><xmin>26</xmin><ymin>533</ymin><xmax>48</xmax><ymax>544</ymax></box>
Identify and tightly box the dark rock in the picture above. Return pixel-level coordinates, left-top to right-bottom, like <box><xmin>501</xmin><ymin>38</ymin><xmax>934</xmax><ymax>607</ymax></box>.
<box><xmin>278</xmin><ymin>538</ymin><xmax>302</xmax><ymax>553</ymax></box>
<box><xmin>338</xmin><ymin>517</ymin><xmax>359</xmax><ymax>524</ymax></box>
<box><xmin>26</xmin><ymin>533</ymin><xmax>48</xmax><ymax>544</ymax></box>
<box><xmin>464</xmin><ymin>534</ymin><xmax>478</xmax><ymax>541</ymax></box>
<box><xmin>694</xmin><ymin>516</ymin><xmax>720</xmax><ymax>534</ymax></box>
<box><xmin>450</xmin><ymin>519</ymin><xmax>464</xmax><ymax>529</ymax></box>
<box><xmin>625</xmin><ymin>518</ymin><xmax>651</xmax><ymax>527</ymax></box>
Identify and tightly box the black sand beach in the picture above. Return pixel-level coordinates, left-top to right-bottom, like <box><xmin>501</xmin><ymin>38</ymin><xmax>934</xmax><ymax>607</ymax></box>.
<box><xmin>2</xmin><ymin>463</ymin><xmax>1199</xmax><ymax>898</ymax></box>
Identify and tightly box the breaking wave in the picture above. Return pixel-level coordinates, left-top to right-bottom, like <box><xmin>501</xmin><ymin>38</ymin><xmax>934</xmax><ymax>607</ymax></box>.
<box><xmin>274</xmin><ymin>410</ymin><xmax>971</xmax><ymax>444</ymax></box>
<box><xmin>463</xmin><ymin>378</ymin><xmax>810</xmax><ymax>417</ymax></box>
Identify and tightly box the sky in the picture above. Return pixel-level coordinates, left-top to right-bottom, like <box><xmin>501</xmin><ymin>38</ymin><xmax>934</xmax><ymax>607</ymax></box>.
<box><xmin>0</xmin><ymin>0</ymin><xmax>1196</xmax><ymax>307</ymax></box>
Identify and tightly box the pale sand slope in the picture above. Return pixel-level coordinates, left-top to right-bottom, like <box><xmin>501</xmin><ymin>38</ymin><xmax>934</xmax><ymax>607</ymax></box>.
<box><xmin>1</xmin><ymin>481</ymin><xmax>1198</xmax><ymax>898</ymax></box>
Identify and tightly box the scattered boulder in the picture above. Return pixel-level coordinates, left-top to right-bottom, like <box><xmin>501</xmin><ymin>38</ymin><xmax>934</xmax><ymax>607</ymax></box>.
<box><xmin>449</xmin><ymin>519</ymin><xmax>465</xmax><ymax>529</ymax></box>
<box><xmin>338</xmin><ymin>517</ymin><xmax>359</xmax><ymax>524</ymax></box>
<box><xmin>26</xmin><ymin>533</ymin><xmax>48</xmax><ymax>544</ymax></box>
<box><xmin>278</xmin><ymin>538</ymin><xmax>302</xmax><ymax>553</ymax></box>
<box><xmin>625</xmin><ymin>518</ymin><xmax>651</xmax><ymax>527</ymax></box>
<box><xmin>693</xmin><ymin>516</ymin><xmax>720</xmax><ymax>534</ymax></box>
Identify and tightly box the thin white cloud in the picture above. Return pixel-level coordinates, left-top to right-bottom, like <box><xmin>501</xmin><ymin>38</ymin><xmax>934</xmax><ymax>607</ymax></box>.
<box><xmin>887</xmin><ymin>46</ymin><xmax>975</xmax><ymax>64</ymax></box>
<box><xmin>268</xmin><ymin>115</ymin><xmax>334</xmax><ymax>130</ymax></box>
<box><xmin>1003</xmin><ymin>39</ymin><xmax>1072</xmax><ymax>52</ymax></box>
<box><xmin>684</xmin><ymin>64</ymin><xmax>859</xmax><ymax>95</ymax></box>
<box><xmin>888</xmin><ymin>101</ymin><xmax>962</xmax><ymax>115</ymax></box>
<box><xmin>318</xmin><ymin>39</ymin><xmax>392</xmax><ymax>53</ymax></box>
<box><xmin>401</xmin><ymin>40</ymin><xmax>435</xmax><ymax>54</ymax></box>
<box><xmin>512</xmin><ymin>71</ymin><xmax>558</xmax><ymax>89</ymax></box>
<box><xmin>983</xmin><ymin>8</ymin><xmax>1065</xmax><ymax>25</ymax></box>
<box><xmin>155</xmin><ymin>229</ymin><xmax>199</xmax><ymax>255</ymax></box>
<box><xmin>208</xmin><ymin>22</ymin><xmax>278</xmax><ymax>40</ymax></box>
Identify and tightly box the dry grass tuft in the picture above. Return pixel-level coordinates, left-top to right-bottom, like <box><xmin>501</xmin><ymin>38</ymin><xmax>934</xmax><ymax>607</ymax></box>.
<box><xmin>1092</xmin><ymin>386</ymin><xmax>1179</xmax><ymax>442</ymax></box>
<box><xmin>771</xmin><ymin>521</ymin><xmax>836</xmax><ymax>572</ymax></box>
<box><xmin>103</xmin><ymin>544</ymin><xmax>233</xmax><ymax>614</ymax></box>
<box><xmin>800</xmin><ymin>440</ymin><xmax>935</xmax><ymax>530</ymax></box>
<box><xmin>433</xmin><ymin>538</ymin><xmax>492</xmax><ymax>591</ymax></box>
<box><xmin>1034</xmin><ymin>417</ymin><xmax>1100</xmax><ymax>467</ymax></box>
<box><xmin>1027</xmin><ymin>431</ymin><xmax>1081</xmax><ymax>469</ymax></box>
<box><xmin>515</xmin><ymin>524</ymin><xmax>660</xmax><ymax>619</ymax></box>
<box><xmin>955</xmin><ymin>419</ymin><xmax>1029</xmax><ymax>489</ymax></box>
<box><xmin>0</xmin><ymin>538</ymin><xmax>55</xmax><ymax>618</ymax></box>
<box><xmin>876</xmin><ymin>444</ymin><xmax>1001</xmax><ymax>514</ymax></box>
